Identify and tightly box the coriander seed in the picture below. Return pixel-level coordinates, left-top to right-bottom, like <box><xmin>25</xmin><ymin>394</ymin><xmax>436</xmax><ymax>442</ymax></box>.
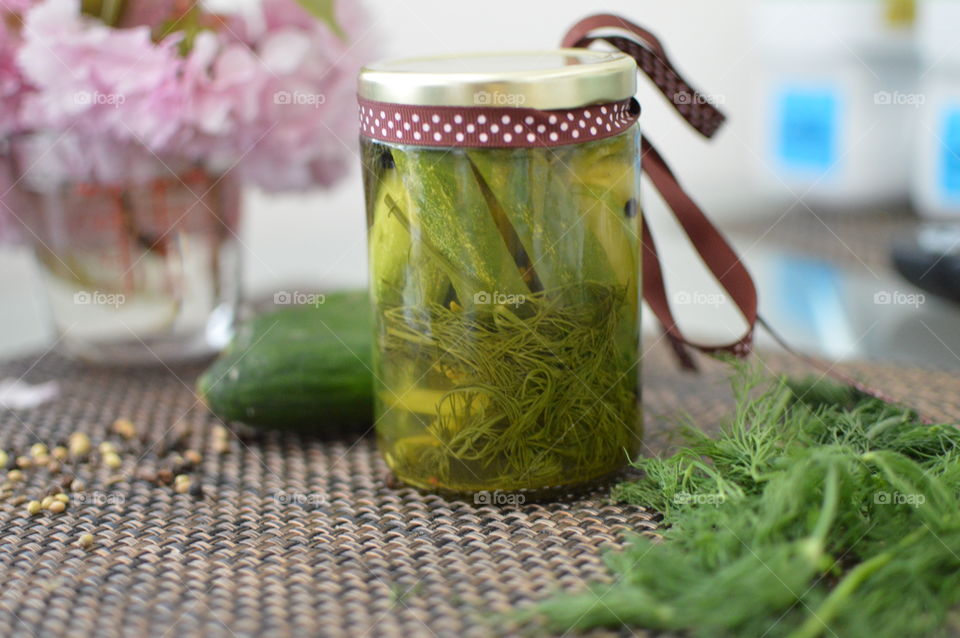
<box><xmin>7</xmin><ymin>470</ymin><xmax>24</xmax><ymax>482</ymax></box>
<box><xmin>40</xmin><ymin>495</ymin><xmax>54</xmax><ymax>509</ymax></box>
<box><xmin>103</xmin><ymin>452</ymin><xmax>122</xmax><ymax>469</ymax></box>
<box><xmin>48</xmin><ymin>500</ymin><xmax>66</xmax><ymax>514</ymax></box>
<box><xmin>27</xmin><ymin>500</ymin><xmax>42</xmax><ymax>516</ymax></box>
<box><xmin>30</xmin><ymin>443</ymin><xmax>48</xmax><ymax>459</ymax></box>
<box><xmin>68</xmin><ymin>433</ymin><xmax>91</xmax><ymax>457</ymax></box>
<box><xmin>53</xmin><ymin>493</ymin><xmax>69</xmax><ymax>504</ymax></box>
<box><xmin>78</xmin><ymin>533</ymin><xmax>94</xmax><ymax>549</ymax></box>
<box><xmin>52</xmin><ymin>446</ymin><xmax>68</xmax><ymax>462</ymax></box>
<box><xmin>174</xmin><ymin>474</ymin><xmax>191</xmax><ymax>493</ymax></box>
<box><xmin>112</xmin><ymin>419</ymin><xmax>137</xmax><ymax>440</ymax></box>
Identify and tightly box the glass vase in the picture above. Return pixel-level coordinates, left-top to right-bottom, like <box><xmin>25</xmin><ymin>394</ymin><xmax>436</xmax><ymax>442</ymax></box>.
<box><xmin>8</xmin><ymin>138</ymin><xmax>242</xmax><ymax>365</ymax></box>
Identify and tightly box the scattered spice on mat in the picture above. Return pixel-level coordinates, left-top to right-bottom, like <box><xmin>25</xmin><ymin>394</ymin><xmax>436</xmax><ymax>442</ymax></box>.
<box><xmin>1</xmin><ymin>419</ymin><xmax>230</xmax><ymax>518</ymax></box>
<box><xmin>528</xmin><ymin>365</ymin><xmax>960</xmax><ymax>638</ymax></box>
<box><xmin>102</xmin><ymin>451</ymin><xmax>122</xmax><ymax>470</ymax></box>
<box><xmin>112</xmin><ymin>418</ymin><xmax>137</xmax><ymax>440</ymax></box>
<box><xmin>78</xmin><ymin>533</ymin><xmax>94</xmax><ymax>549</ymax></box>
<box><xmin>68</xmin><ymin>432</ymin><xmax>90</xmax><ymax>458</ymax></box>
<box><xmin>173</xmin><ymin>474</ymin><xmax>191</xmax><ymax>494</ymax></box>
<box><xmin>211</xmin><ymin>425</ymin><xmax>230</xmax><ymax>454</ymax></box>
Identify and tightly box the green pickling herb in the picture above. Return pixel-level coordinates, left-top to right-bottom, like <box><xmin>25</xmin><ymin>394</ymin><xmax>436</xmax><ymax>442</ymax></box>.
<box><xmin>362</xmin><ymin>135</ymin><xmax>642</xmax><ymax>496</ymax></box>
<box><xmin>527</xmin><ymin>365</ymin><xmax>960</xmax><ymax>638</ymax></box>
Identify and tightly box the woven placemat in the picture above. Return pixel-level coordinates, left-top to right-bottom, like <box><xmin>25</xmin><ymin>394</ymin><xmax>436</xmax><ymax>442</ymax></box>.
<box><xmin>0</xmin><ymin>343</ymin><xmax>957</xmax><ymax>638</ymax></box>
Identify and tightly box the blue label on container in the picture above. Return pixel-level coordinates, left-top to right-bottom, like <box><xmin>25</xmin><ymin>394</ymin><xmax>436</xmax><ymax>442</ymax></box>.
<box><xmin>939</xmin><ymin>108</ymin><xmax>960</xmax><ymax>200</ymax></box>
<box><xmin>776</xmin><ymin>88</ymin><xmax>839</xmax><ymax>172</ymax></box>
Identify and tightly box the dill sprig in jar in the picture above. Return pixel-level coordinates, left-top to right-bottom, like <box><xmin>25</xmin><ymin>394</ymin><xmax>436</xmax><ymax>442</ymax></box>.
<box><xmin>358</xmin><ymin>51</ymin><xmax>643</xmax><ymax>497</ymax></box>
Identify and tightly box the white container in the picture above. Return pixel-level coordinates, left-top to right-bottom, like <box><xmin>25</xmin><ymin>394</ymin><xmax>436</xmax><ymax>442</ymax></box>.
<box><xmin>753</xmin><ymin>0</ymin><xmax>918</xmax><ymax>209</ymax></box>
<box><xmin>912</xmin><ymin>0</ymin><xmax>960</xmax><ymax>218</ymax></box>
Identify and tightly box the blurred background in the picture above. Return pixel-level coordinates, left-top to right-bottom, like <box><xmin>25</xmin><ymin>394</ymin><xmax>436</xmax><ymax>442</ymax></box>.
<box><xmin>3</xmin><ymin>0</ymin><xmax>960</xmax><ymax>369</ymax></box>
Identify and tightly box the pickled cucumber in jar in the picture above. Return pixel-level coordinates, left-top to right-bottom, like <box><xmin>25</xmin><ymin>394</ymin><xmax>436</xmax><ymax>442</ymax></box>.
<box><xmin>359</xmin><ymin>50</ymin><xmax>644</xmax><ymax>496</ymax></box>
<box><xmin>362</xmin><ymin>134</ymin><xmax>642</xmax><ymax>496</ymax></box>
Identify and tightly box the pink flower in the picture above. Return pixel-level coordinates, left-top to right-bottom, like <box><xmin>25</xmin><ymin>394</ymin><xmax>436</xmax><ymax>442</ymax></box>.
<box><xmin>3</xmin><ymin>0</ymin><xmax>38</xmax><ymax>13</ymax></box>
<box><xmin>17</xmin><ymin>0</ymin><xmax>187</xmax><ymax>148</ymax></box>
<box><xmin>116</xmin><ymin>0</ymin><xmax>179</xmax><ymax>29</ymax></box>
<box><xmin>0</xmin><ymin>17</ymin><xmax>31</xmax><ymax>138</ymax></box>
<box><xmin>218</xmin><ymin>0</ymin><xmax>377</xmax><ymax>190</ymax></box>
<box><xmin>7</xmin><ymin>0</ymin><xmax>377</xmax><ymax>192</ymax></box>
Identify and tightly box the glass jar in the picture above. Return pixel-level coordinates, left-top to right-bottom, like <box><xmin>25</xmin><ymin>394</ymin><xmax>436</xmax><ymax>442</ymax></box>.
<box><xmin>358</xmin><ymin>51</ymin><xmax>643</xmax><ymax>497</ymax></box>
<box><xmin>8</xmin><ymin>135</ymin><xmax>241</xmax><ymax>365</ymax></box>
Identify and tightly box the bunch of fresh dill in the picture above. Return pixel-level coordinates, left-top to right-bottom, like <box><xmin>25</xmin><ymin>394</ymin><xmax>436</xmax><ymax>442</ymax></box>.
<box><xmin>529</xmin><ymin>366</ymin><xmax>960</xmax><ymax>638</ymax></box>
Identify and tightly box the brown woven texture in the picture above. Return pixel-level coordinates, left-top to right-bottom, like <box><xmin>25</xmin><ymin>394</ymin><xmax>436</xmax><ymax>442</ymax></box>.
<box><xmin>0</xmin><ymin>344</ymin><xmax>958</xmax><ymax>638</ymax></box>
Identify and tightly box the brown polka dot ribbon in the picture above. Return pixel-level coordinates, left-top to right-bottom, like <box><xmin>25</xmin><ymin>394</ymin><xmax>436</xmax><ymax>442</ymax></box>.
<box><xmin>357</xmin><ymin>98</ymin><xmax>640</xmax><ymax>148</ymax></box>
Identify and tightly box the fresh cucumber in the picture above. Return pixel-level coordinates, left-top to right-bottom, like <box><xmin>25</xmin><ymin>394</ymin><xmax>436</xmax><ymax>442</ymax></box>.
<box><xmin>197</xmin><ymin>290</ymin><xmax>373</xmax><ymax>431</ymax></box>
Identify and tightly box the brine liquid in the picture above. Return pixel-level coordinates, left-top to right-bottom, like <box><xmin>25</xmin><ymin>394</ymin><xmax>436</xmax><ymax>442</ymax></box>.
<box><xmin>363</xmin><ymin>132</ymin><xmax>642</xmax><ymax>495</ymax></box>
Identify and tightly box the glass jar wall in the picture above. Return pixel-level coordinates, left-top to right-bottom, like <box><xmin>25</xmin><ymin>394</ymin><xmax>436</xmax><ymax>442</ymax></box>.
<box><xmin>362</xmin><ymin>128</ymin><xmax>642</xmax><ymax>496</ymax></box>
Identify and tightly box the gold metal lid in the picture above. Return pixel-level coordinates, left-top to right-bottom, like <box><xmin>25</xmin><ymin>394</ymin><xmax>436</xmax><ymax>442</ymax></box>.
<box><xmin>358</xmin><ymin>50</ymin><xmax>637</xmax><ymax>110</ymax></box>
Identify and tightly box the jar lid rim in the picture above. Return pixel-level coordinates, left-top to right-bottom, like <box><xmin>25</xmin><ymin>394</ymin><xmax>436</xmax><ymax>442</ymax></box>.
<box><xmin>358</xmin><ymin>49</ymin><xmax>638</xmax><ymax>110</ymax></box>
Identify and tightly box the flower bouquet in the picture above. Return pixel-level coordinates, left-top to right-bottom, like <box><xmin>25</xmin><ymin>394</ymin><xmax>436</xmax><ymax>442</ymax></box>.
<box><xmin>0</xmin><ymin>0</ymin><xmax>374</xmax><ymax>363</ymax></box>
